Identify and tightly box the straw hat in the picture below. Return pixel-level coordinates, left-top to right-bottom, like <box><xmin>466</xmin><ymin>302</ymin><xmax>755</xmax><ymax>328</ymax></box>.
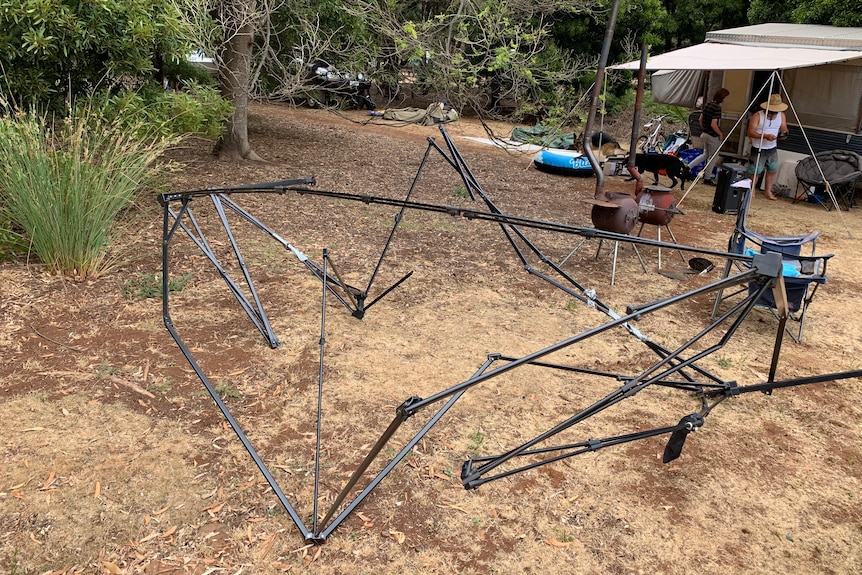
<box><xmin>761</xmin><ymin>94</ymin><xmax>788</xmax><ymax>112</ymax></box>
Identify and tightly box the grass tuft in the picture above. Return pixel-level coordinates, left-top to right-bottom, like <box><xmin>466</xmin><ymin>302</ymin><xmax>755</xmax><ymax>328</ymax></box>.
<box><xmin>0</xmin><ymin>108</ymin><xmax>172</xmax><ymax>278</ymax></box>
<box><xmin>121</xmin><ymin>272</ymin><xmax>193</xmax><ymax>300</ymax></box>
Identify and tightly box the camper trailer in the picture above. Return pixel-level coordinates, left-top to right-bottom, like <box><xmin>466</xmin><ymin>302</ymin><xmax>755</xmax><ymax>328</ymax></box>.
<box><xmin>616</xmin><ymin>24</ymin><xmax>862</xmax><ymax>161</ymax></box>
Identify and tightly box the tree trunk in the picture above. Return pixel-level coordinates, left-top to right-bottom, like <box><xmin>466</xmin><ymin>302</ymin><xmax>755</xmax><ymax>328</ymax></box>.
<box><xmin>215</xmin><ymin>0</ymin><xmax>262</xmax><ymax>161</ymax></box>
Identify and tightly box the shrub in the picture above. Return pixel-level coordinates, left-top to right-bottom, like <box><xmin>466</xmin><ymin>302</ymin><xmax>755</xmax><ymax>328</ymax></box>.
<box><xmin>84</xmin><ymin>85</ymin><xmax>233</xmax><ymax>141</ymax></box>
<box><xmin>0</xmin><ymin>109</ymin><xmax>173</xmax><ymax>278</ymax></box>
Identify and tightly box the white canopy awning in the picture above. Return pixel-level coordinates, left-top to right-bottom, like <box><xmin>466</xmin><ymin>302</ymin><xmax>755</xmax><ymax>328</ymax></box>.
<box><xmin>613</xmin><ymin>41</ymin><xmax>862</xmax><ymax>71</ymax></box>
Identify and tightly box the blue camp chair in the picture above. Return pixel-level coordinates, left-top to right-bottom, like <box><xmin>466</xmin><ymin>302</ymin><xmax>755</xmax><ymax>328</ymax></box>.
<box><xmin>710</xmin><ymin>187</ymin><xmax>833</xmax><ymax>343</ymax></box>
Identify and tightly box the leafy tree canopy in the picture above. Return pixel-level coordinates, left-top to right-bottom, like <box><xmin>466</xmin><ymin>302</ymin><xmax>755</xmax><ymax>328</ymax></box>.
<box><xmin>0</xmin><ymin>0</ymin><xmax>191</xmax><ymax>110</ymax></box>
<box><xmin>749</xmin><ymin>0</ymin><xmax>862</xmax><ymax>27</ymax></box>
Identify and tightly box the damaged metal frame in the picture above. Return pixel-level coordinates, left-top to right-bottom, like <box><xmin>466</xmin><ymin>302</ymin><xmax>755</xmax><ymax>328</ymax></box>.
<box><xmin>159</xmin><ymin>146</ymin><xmax>860</xmax><ymax>544</ymax></box>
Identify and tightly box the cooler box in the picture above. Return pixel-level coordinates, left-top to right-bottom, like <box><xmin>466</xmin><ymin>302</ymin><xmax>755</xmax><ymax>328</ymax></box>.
<box><xmin>712</xmin><ymin>163</ymin><xmax>748</xmax><ymax>214</ymax></box>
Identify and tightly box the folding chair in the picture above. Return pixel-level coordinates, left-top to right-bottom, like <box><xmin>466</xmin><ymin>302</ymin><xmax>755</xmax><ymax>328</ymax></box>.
<box><xmin>794</xmin><ymin>150</ymin><xmax>862</xmax><ymax>210</ymax></box>
<box><xmin>711</xmin><ymin>187</ymin><xmax>834</xmax><ymax>343</ymax></box>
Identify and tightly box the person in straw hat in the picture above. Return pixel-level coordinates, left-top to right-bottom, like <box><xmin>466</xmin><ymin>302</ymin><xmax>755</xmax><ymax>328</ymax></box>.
<box><xmin>746</xmin><ymin>93</ymin><xmax>789</xmax><ymax>200</ymax></box>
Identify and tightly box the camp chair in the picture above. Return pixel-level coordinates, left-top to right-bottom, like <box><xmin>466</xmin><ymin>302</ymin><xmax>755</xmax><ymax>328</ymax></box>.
<box><xmin>794</xmin><ymin>150</ymin><xmax>862</xmax><ymax>210</ymax></box>
<box><xmin>711</xmin><ymin>187</ymin><xmax>833</xmax><ymax>343</ymax></box>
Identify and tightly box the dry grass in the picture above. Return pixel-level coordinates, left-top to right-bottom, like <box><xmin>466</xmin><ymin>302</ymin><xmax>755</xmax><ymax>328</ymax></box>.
<box><xmin>1</xmin><ymin>104</ymin><xmax>861</xmax><ymax>575</ymax></box>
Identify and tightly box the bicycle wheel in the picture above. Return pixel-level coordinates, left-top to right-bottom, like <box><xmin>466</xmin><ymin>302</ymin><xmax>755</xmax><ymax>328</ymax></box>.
<box><xmin>636</xmin><ymin>135</ymin><xmax>649</xmax><ymax>153</ymax></box>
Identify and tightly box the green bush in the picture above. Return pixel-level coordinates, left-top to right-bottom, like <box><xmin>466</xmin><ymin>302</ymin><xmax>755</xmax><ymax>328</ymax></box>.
<box><xmin>0</xmin><ymin>0</ymin><xmax>190</xmax><ymax>111</ymax></box>
<box><xmin>0</xmin><ymin>109</ymin><xmax>173</xmax><ymax>278</ymax></box>
<box><xmin>84</xmin><ymin>85</ymin><xmax>233</xmax><ymax>141</ymax></box>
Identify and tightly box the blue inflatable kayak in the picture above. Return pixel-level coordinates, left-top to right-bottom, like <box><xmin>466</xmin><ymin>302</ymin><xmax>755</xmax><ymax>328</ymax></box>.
<box><xmin>533</xmin><ymin>149</ymin><xmax>595</xmax><ymax>177</ymax></box>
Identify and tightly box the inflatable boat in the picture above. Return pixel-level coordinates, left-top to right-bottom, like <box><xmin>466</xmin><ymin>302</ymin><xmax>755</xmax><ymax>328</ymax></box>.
<box><xmin>533</xmin><ymin>149</ymin><xmax>595</xmax><ymax>177</ymax></box>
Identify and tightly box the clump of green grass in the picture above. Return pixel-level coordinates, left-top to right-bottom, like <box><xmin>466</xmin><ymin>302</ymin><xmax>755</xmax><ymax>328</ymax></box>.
<box><xmin>0</xmin><ymin>108</ymin><xmax>172</xmax><ymax>278</ymax></box>
<box><xmin>214</xmin><ymin>382</ymin><xmax>241</xmax><ymax>399</ymax></box>
<box><xmin>121</xmin><ymin>272</ymin><xmax>193</xmax><ymax>300</ymax></box>
<box><xmin>468</xmin><ymin>428</ymin><xmax>485</xmax><ymax>456</ymax></box>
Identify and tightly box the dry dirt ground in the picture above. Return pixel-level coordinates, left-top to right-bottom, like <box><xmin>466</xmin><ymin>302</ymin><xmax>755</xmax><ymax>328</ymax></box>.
<box><xmin>2</xmin><ymin>103</ymin><xmax>862</xmax><ymax>575</ymax></box>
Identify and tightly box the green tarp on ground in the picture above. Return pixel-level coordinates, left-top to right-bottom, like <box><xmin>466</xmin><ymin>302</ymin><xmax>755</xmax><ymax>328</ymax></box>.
<box><xmin>383</xmin><ymin>102</ymin><xmax>459</xmax><ymax>125</ymax></box>
<box><xmin>510</xmin><ymin>125</ymin><xmax>575</xmax><ymax>149</ymax></box>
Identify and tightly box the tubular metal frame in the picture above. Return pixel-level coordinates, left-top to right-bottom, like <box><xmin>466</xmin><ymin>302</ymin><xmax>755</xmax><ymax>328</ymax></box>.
<box><xmin>160</xmin><ymin>138</ymin><xmax>861</xmax><ymax>544</ymax></box>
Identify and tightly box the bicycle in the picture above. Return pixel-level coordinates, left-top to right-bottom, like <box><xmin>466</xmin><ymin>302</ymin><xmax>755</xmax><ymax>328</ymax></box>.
<box><xmin>637</xmin><ymin>114</ymin><xmax>667</xmax><ymax>154</ymax></box>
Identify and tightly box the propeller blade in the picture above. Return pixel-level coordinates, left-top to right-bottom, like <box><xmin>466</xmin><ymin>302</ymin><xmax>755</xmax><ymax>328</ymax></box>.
<box><xmin>662</xmin><ymin>414</ymin><xmax>704</xmax><ymax>463</ymax></box>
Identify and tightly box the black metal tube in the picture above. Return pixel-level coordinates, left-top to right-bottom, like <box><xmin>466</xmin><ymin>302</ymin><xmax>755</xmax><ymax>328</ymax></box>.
<box><xmin>724</xmin><ymin>369</ymin><xmax>862</xmax><ymax>396</ymax></box>
<box><xmin>405</xmin><ymin>265</ymin><xmax>759</xmax><ymax>417</ymax></box>
<box><xmin>167</xmin><ymin>205</ymin><xmax>276</xmax><ymax>345</ymax></box>
<box><xmin>464</xmin><ymin>419</ymin><xmax>694</xmax><ymax>489</ymax></box>
<box><xmin>292</xmin><ymin>187</ymin><xmax>753</xmax><ymax>262</ymax></box>
<box><xmin>211</xmin><ymin>195</ymin><xmax>280</xmax><ymax>347</ymax></box>
<box><xmin>364</xmin><ymin>144</ymin><xmax>433</xmax><ymax>296</ymax></box>
<box><xmin>161</xmin><ymin>203</ymin><xmax>312</xmax><ymax>541</ymax></box>
<box><xmin>317</xmin><ymin>407</ymin><xmax>410</xmax><ymax>529</ymax></box>
<box><xmin>312</xmin><ymin>250</ymin><xmax>329</xmax><ymax>534</ymax></box>
<box><xmin>158</xmin><ymin>177</ymin><xmax>315</xmax><ymax>204</ymax></box>
<box><xmin>318</xmin><ymin>356</ymin><xmax>497</xmax><ymax>539</ymax></box>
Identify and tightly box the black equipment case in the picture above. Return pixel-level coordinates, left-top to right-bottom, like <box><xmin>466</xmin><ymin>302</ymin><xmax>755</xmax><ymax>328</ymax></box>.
<box><xmin>712</xmin><ymin>163</ymin><xmax>748</xmax><ymax>214</ymax></box>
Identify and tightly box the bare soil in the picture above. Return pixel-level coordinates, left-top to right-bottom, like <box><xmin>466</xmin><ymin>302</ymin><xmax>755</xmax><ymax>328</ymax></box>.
<box><xmin>2</xmin><ymin>102</ymin><xmax>862</xmax><ymax>575</ymax></box>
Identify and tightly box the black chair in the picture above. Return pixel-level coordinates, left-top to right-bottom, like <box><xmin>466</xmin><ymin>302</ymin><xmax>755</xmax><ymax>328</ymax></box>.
<box><xmin>711</xmin><ymin>187</ymin><xmax>834</xmax><ymax>343</ymax></box>
<box><xmin>794</xmin><ymin>150</ymin><xmax>862</xmax><ymax>210</ymax></box>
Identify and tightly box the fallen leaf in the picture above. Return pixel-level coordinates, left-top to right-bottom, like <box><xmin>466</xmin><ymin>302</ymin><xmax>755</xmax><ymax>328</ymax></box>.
<box><xmin>106</xmin><ymin>375</ymin><xmax>155</xmax><ymax>399</ymax></box>
<box><xmin>30</xmin><ymin>532</ymin><xmax>41</xmax><ymax>544</ymax></box>
<box><xmin>260</xmin><ymin>532</ymin><xmax>278</xmax><ymax>559</ymax></box>
<box><xmin>389</xmin><ymin>529</ymin><xmax>406</xmax><ymax>544</ymax></box>
<box><xmin>161</xmin><ymin>525</ymin><xmax>177</xmax><ymax>538</ymax></box>
<box><xmin>94</xmin><ymin>481</ymin><xmax>101</xmax><ymax>498</ymax></box>
<box><xmin>356</xmin><ymin>512</ymin><xmax>372</xmax><ymax>523</ymax></box>
<box><xmin>102</xmin><ymin>561</ymin><xmax>122</xmax><ymax>575</ymax></box>
<box><xmin>201</xmin><ymin>501</ymin><xmax>225</xmax><ymax>513</ymax></box>
<box><xmin>21</xmin><ymin>427</ymin><xmax>45</xmax><ymax>432</ymax></box>
<box><xmin>303</xmin><ymin>546</ymin><xmax>322</xmax><ymax>566</ymax></box>
<box><xmin>139</xmin><ymin>532</ymin><xmax>159</xmax><ymax>543</ymax></box>
<box><xmin>9</xmin><ymin>479</ymin><xmax>30</xmax><ymax>490</ymax></box>
<box><xmin>545</xmin><ymin>538</ymin><xmax>571</xmax><ymax>548</ymax></box>
<box><xmin>153</xmin><ymin>504</ymin><xmax>171</xmax><ymax>515</ymax></box>
<box><xmin>436</xmin><ymin>502</ymin><xmax>470</xmax><ymax>514</ymax></box>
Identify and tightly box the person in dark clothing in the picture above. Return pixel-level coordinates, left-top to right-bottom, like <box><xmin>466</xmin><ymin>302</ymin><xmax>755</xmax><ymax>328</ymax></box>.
<box><xmin>700</xmin><ymin>88</ymin><xmax>730</xmax><ymax>185</ymax></box>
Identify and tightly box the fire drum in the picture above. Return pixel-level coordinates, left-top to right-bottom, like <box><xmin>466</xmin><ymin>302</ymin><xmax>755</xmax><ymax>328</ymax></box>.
<box><xmin>636</xmin><ymin>186</ymin><xmax>677</xmax><ymax>227</ymax></box>
<box><xmin>591</xmin><ymin>192</ymin><xmax>640</xmax><ymax>234</ymax></box>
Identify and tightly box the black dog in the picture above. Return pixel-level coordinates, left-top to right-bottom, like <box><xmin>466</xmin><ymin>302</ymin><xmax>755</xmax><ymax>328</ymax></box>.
<box><xmin>590</xmin><ymin>131</ymin><xmax>619</xmax><ymax>149</ymax></box>
<box><xmin>627</xmin><ymin>153</ymin><xmax>691</xmax><ymax>188</ymax></box>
